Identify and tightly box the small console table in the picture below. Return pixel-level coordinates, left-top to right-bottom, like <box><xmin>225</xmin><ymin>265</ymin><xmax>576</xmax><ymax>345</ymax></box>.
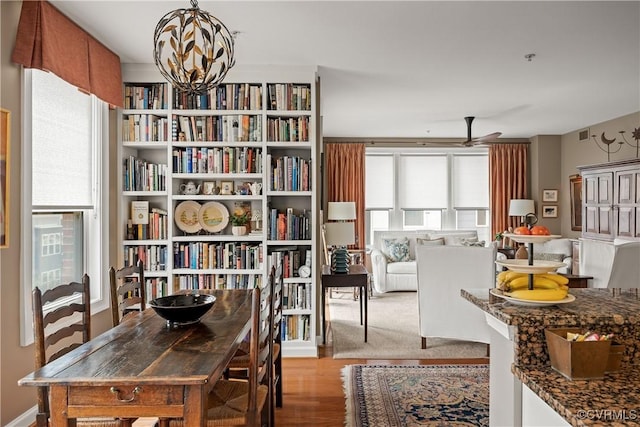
<box><xmin>321</xmin><ymin>264</ymin><xmax>369</xmax><ymax>343</ymax></box>
<box><xmin>559</xmin><ymin>273</ymin><xmax>593</xmax><ymax>288</ymax></box>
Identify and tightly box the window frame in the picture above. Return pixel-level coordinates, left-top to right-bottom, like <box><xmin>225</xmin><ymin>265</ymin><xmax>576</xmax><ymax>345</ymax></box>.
<box><xmin>364</xmin><ymin>146</ymin><xmax>490</xmax><ymax>247</ymax></box>
<box><xmin>20</xmin><ymin>69</ymin><xmax>111</xmax><ymax>346</ymax></box>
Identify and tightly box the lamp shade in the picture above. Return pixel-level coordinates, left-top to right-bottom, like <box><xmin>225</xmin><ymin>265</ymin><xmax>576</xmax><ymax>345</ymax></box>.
<box><xmin>509</xmin><ymin>199</ymin><xmax>535</xmax><ymax>217</ymax></box>
<box><xmin>327</xmin><ymin>202</ymin><xmax>356</xmax><ymax>221</ymax></box>
<box><xmin>324</xmin><ymin>222</ymin><xmax>355</xmax><ymax>246</ymax></box>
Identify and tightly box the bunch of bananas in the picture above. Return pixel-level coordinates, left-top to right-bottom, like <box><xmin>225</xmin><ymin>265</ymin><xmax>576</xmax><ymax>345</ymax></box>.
<box><xmin>496</xmin><ymin>271</ymin><xmax>569</xmax><ymax>301</ymax></box>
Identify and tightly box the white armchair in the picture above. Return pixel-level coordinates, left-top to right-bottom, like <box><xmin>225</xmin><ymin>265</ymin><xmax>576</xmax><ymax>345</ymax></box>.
<box><xmin>416</xmin><ymin>245</ymin><xmax>496</xmax><ymax>349</ymax></box>
<box><xmin>581</xmin><ymin>239</ymin><xmax>640</xmax><ymax>288</ymax></box>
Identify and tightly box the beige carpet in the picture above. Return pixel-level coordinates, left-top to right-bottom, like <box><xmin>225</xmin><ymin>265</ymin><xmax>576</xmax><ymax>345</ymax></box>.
<box><xmin>328</xmin><ymin>291</ymin><xmax>488</xmax><ymax>359</ymax></box>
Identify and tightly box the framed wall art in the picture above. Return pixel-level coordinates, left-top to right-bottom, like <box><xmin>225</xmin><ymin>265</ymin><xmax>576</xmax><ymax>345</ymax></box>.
<box><xmin>0</xmin><ymin>108</ymin><xmax>10</xmax><ymax>248</ymax></box>
<box><xmin>569</xmin><ymin>174</ymin><xmax>582</xmax><ymax>231</ymax></box>
<box><xmin>220</xmin><ymin>181</ymin><xmax>234</xmax><ymax>195</ymax></box>
<box><xmin>542</xmin><ymin>205</ymin><xmax>558</xmax><ymax>218</ymax></box>
<box><xmin>542</xmin><ymin>189</ymin><xmax>558</xmax><ymax>202</ymax></box>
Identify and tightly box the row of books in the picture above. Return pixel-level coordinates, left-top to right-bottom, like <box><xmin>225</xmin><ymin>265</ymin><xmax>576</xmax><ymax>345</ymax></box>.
<box><xmin>172</xmin><ymin>114</ymin><xmax>262</xmax><ymax>142</ymax></box>
<box><xmin>123</xmin><ymin>156</ymin><xmax>168</xmax><ymax>192</ymax></box>
<box><xmin>173</xmin><ymin>242</ymin><xmax>263</xmax><ymax>270</ymax></box>
<box><xmin>268</xmin><ymin>208</ymin><xmax>311</xmax><ymax>241</ymax></box>
<box><xmin>126</xmin><ymin>208</ymin><xmax>168</xmax><ymax>240</ymax></box>
<box><xmin>268</xmin><ymin>154</ymin><xmax>311</xmax><ymax>192</ymax></box>
<box><xmin>172</xmin><ymin>146</ymin><xmax>263</xmax><ymax>174</ymax></box>
<box><xmin>173</xmin><ymin>83</ymin><xmax>263</xmax><ymax>111</ymax></box>
<box><xmin>145</xmin><ymin>278</ymin><xmax>169</xmax><ymax>301</ymax></box>
<box><xmin>124</xmin><ymin>83</ymin><xmax>168</xmax><ymax>110</ymax></box>
<box><xmin>281</xmin><ymin>314</ymin><xmax>311</xmax><ymax>341</ymax></box>
<box><xmin>173</xmin><ymin>274</ymin><xmax>263</xmax><ymax>291</ymax></box>
<box><xmin>124</xmin><ymin>245</ymin><xmax>168</xmax><ymax>272</ymax></box>
<box><xmin>282</xmin><ymin>283</ymin><xmax>312</xmax><ymax>310</ymax></box>
<box><xmin>266</xmin><ymin>116</ymin><xmax>310</xmax><ymax>142</ymax></box>
<box><xmin>267</xmin><ymin>247</ymin><xmax>310</xmax><ymax>278</ymax></box>
<box><xmin>267</xmin><ymin>84</ymin><xmax>312</xmax><ymax>111</ymax></box>
<box><xmin>122</xmin><ymin>114</ymin><xmax>169</xmax><ymax>142</ymax></box>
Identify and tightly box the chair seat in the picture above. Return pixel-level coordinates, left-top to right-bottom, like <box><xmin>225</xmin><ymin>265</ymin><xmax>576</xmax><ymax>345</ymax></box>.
<box><xmin>167</xmin><ymin>380</ymin><xmax>268</xmax><ymax>426</ymax></box>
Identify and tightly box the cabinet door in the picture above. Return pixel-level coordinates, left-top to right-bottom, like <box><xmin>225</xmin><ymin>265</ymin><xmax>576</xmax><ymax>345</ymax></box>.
<box><xmin>615</xmin><ymin>169</ymin><xmax>638</xmax><ymax>239</ymax></box>
<box><xmin>583</xmin><ymin>172</ymin><xmax>614</xmax><ymax>239</ymax></box>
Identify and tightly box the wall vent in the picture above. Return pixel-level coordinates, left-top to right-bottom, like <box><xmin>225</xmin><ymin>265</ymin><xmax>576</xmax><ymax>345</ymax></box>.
<box><xmin>578</xmin><ymin>128</ymin><xmax>590</xmax><ymax>142</ymax></box>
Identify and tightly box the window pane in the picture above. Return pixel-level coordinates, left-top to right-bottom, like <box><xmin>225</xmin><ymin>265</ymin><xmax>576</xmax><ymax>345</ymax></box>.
<box><xmin>365</xmin><ymin>155</ymin><xmax>393</xmax><ymax>209</ymax></box>
<box><xmin>32</xmin><ymin>213</ymin><xmax>84</xmax><ymax>293</ymax></box>
<box><xmin>32</xmin><ymin>70</ymin><xmax>93</xmax><ymax>208</ymax></box>
<box><xmin>453</xmin><ymin>155</ymin><xmax>488</xmax><ymax>208</ymax></box>
<box><xmin>368</xmin><ymin>210</ymin><xmax>389</xmax><ymax>245</ymax></box>
<box><xmin>403</xmin><ymin>210</ymin><xmax>423</xmax><ymax>227</ymax></box>
<box><xmin>398</xmin><ymin>155</ymin><xmax>447</xmax><ymax>209</ymax></box>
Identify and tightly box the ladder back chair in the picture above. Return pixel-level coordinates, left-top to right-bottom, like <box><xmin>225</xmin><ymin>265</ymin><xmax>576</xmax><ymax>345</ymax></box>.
<box><xmin>272</xmin><ymin>264</ymin><xmax>284</xmax><ymax>409</ymax></box>
<box><xmin>32</xmin><ymin>275</ymin><xmax>130</xmax><ymax>427</ymax></box>
<box><xmin>109</xmin><ymin>259</ymin><xmax>146</xmax><ymax>326</ymax></box>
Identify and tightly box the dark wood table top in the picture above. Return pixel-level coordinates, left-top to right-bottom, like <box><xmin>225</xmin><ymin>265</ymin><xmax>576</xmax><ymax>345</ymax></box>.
<box><xmin>19</xmin><ymin>289</ymin><xmax>253</xmax><ymax>388</ymax></box>
<box><xmin>321</xmin><ymin>264</ymin><xmax>368</xmax><ymax>276</ymax></box>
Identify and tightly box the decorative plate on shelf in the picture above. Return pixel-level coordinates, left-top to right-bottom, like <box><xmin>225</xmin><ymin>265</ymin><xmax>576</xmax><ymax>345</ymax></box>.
<box><xmin>490</xmin><ymin>289</ymin><xmax>575</xmax><ymax>307</ymax></box>
<box><xmin>503</xmin><ymin>233</ymin><xmax>562</xmax><ymax>244</ymax></box>
<box><xmin>198</xmin><ymin>201</ymin><xmax>229</xmax><ymax>233</ymax></box>
<box><xmin>495</xmin><ymin>259</ymin><xmax>566</xmax><ymax>274</ymax></box>
<box><xmin>174</xmin><ymin>201</ymin><xmax>202</xmax><ymax>234</ymax></box>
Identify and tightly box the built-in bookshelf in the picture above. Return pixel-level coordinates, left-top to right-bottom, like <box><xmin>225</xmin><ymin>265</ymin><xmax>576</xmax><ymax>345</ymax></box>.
<box><xmin>118</xmin><ymin>65</ymin><xmax>318</xmax><ymax>357</ymax></box>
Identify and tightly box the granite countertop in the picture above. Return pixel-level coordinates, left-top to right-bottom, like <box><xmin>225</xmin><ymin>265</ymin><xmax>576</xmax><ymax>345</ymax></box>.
<box><xmin>462</xmin><ymin>288</ymin><xmax>640</xmax><ymax>367</ymax></box>
<box><xmin>513</xmin><ymin>365</ymin><xmax>640</xmax><ymax>427</ymax></box>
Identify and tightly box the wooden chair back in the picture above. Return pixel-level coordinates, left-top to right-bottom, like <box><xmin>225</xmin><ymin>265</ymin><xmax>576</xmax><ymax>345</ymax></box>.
<box><xmin>32</xmin><ymin>275</ymin><xmax>91</xmax><ymax>427</ymax></box>
<box><xmin>109</xmin><ymin>259</ymin><xmax>145</xmax><ymax>326</ymax></box>
<box><xmin>272</xmin><ymin>264</ymin><xmax>284</xmax><ymax>409</ymax></box>
<box><xmin>248</xmin><ymin>280</ymin><xmax>274</xmax><ymax>425</ymax></box>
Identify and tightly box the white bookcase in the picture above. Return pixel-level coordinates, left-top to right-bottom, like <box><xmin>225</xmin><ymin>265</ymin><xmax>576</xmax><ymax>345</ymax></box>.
<box><xmin>118</xmin><ymin>64</ymin><xmax>318</xmax><ymax>357</ymax></box>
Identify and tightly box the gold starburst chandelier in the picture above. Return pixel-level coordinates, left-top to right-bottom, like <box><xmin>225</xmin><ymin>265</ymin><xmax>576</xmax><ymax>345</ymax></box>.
<box><xmin>153</xmin><ymin>0</ymin><xmax>235</xmax><ymax>94</ymax></box>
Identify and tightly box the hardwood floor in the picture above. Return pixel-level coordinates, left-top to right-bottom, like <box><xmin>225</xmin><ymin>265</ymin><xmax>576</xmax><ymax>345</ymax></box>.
<box><xmin>275</xmin><ymin>326</ymin><xmax>489</xmax><ymax>426</ymax></box>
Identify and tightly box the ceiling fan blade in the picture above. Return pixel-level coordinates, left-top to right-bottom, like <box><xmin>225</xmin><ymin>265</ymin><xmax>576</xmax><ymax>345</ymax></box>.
<box><xmin>472</xmin><ymin>131</ymin><xmax>502</xmax><ymax>143</ymax></box>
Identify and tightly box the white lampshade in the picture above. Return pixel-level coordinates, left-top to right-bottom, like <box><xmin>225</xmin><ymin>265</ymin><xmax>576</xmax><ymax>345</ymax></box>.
<box><xmin>509</xmin><ymin>199</ymin><xmax>535</xmax><ymax>217</ymax></box>
<box><xmin>324</xmin><ymin>222</ymin><xmax>355</xmax><ymax>246</ymax></box>
<box><xmin>327</xmin><ymin>202</ymin><xmax>356</xmax><ymax>221</ymax></box>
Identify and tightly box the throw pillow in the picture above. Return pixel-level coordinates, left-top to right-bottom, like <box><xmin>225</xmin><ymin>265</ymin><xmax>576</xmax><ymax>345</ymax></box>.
<box><xmin>381</xmin><ymin>237</ymin><xmax>411</xmax><ymax>262</ymax></box>
<box><xmin>533</xmin><ymin>252</ymin><xmax>564</xmax><ymax>262</ymax></box>
<box><xmin>416</xmin><ymin>237</ymin><xmax>445</xmax><ymax>246</ymax></box>
<box><xmin>462</xmin><ymin>239</ymin><xmax>486</xmax><ymax>247</ymax></box>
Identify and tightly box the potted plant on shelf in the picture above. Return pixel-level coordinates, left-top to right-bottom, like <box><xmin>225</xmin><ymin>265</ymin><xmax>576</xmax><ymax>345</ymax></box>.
<box><xmin>230</xmin><ymin>211</ymin><xmax>250</xmax><ymax>236</ymax></box>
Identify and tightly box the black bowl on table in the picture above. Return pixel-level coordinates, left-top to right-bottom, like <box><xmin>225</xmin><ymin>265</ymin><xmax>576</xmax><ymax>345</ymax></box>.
<box><xmin>149</xmin><ymin>294</ymin><xmax>216</xmax><ymax>326</ymax></box>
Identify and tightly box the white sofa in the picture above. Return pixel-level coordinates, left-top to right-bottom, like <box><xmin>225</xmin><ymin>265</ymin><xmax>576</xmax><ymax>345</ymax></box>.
<box><xmin>370</xmin><ymin>229</ymin><xmax>481</xmax><ymax>293</ymax></box>
<box><xmin>416</xmin><ymin>244</ymin><xmax>496</xmax><ymax>348</ymax></box>
<box><xmin>530</xmin><ymin>238</ymin><xmax>573</xmax><ymax>274</ymax></box>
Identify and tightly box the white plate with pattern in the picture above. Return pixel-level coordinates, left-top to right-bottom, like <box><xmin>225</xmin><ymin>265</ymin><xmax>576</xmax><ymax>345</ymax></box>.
<box><xmin>495</xmin><ymin>259</ymin><xmax>566</xmax><ymax>274</ymax></box>
<box><xmin>198</xmin><ymin>201</ymin><xmax>229</xmax><ymax>233</ymax></box>
<box><xmin>174</xmin><ymin>200</ymin><xmax>202</xmax><ymax>234</ymax></box>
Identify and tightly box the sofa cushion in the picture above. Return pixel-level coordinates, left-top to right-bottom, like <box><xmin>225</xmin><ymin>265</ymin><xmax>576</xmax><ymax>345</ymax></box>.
<box><xmin>533</xmin><ymin>252</ymin><xmax>565</xmax><ymax>262</ymax></box>
<box><xmin>381</xmin><ymin>237</ymin><xmax>411</xmax><ymax>262</ymax></box>
<box><xmin>462</xmin><ymin>239</ymin><xmax>486</xmax><ymax>247</ymax></box>
<box><xmin>437</xmin><ymin>232</ymin><xmax>480</xmax><ymax>246</ymax></box>
<box><xmin>417</xmin><ymin>237</ymin><xmax>445</xmax><ymax>246</ymax></box>
<box><xmin>386</xmin><ymin>261</ymin><xmax>417</xmax><ymax>274</ymax></box>
<box><xmin>532</xmin><ymin>238</ymin><xmax>572</xmax><ymax>256</ymax></box>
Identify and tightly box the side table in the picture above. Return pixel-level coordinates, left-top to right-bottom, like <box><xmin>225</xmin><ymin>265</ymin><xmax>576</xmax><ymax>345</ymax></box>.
<box><xmin>321</xmin><ymin>264</ymin><xmax>369</xmax><ymax>343</ymax></box>
<box><xmin>559</xmin><ymin>273</ymin><xmax>593</xmax><ymax>288</ymax></box>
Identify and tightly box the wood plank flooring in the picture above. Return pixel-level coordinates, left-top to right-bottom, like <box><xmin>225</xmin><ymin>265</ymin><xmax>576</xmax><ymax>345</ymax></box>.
<box><xmin>275</xmin><ymin>302</ymin><xmax>489</xmax><ymax>426</ymax></box>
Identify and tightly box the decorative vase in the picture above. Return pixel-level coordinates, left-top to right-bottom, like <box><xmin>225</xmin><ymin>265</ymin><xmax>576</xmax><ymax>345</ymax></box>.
<box><xmin>232</xmin><ymin>225</ymin><xmax>247</xmax><ymax>236</ymax></box>
<box><xmin>331</xmin><ymin>247</ymin><xmax>351</xmax><ymax>274</ymax></box>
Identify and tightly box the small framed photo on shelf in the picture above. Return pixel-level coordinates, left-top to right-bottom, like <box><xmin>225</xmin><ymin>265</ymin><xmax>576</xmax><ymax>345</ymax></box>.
<box><xmin>542</xmin><ymin>189</ymin><xmax>558</xmax><ymax>202</ymax></box>
<box><xmin>220</xmin><ymin>181</ymin><xmax>234</xmax><ymax>195</ymax></box>
<box><xmin>202</xmin><ymin>181</ymin><xmax>217</xmax><ymax>195</ymax></box>
<box><xmin>542</xmin><ymin>205</ymin><xmax>558</xmax><ymax>218</ymax></box>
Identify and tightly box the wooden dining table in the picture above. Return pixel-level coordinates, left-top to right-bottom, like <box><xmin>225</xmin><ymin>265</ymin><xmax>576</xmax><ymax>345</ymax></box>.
<box><xmin>18</xmin><ymin>289</ymin><xmax>253</xmax><ymax>427</ymax></box>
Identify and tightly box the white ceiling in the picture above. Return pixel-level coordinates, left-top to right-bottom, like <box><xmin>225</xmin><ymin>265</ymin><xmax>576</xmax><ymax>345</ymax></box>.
<box><xmin>51</xmin><ymin>0</ymin><xmax>640</xmax><ymax>141</ymax></box>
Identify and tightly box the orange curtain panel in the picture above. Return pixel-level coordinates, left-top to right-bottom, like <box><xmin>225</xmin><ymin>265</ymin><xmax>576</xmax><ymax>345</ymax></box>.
<box><xmin>489</xmin><ymin>144</ymin><xmax>529</xmax><ymax>238</ymax></box>
<box><xmin>325</xmin><ymin>143</ymin><xmax>365</xmax><ymax>250</ymax></box>
<box><xmin>12</xmin><ymin>0</ymin><xmax>123</xmax><ymax>107</ymax></box>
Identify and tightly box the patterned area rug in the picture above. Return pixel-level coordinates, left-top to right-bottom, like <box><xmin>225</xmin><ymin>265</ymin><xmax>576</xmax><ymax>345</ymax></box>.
<box><xmin>343</xmin><ymin>364</ymin><xmax>489</xmax><ymax>427</ymax></box>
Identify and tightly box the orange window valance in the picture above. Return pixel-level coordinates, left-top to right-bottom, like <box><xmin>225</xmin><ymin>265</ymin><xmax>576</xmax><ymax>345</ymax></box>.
<box><xmin>11</xmin><ymin>0</ymin><xmax>123</xmax><ymax>108</ymax></box>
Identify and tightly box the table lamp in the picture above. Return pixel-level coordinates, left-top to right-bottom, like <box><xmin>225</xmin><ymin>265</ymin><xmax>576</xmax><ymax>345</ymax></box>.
<box><xmin>326</xmin><ymin>202</ymin><xmax>356</xmax><ymax>273</ymax></box>
<box><xmin>508</xmin><ymin>199</ymin><xmax>536</xmax><ymax>259</ymax></box>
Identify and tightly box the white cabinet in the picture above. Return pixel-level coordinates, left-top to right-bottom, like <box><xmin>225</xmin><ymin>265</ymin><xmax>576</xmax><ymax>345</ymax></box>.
<box><xmin>118</xmin><ymin>65</ymin><xmax>318</xmax><ymax>357</ymax></box>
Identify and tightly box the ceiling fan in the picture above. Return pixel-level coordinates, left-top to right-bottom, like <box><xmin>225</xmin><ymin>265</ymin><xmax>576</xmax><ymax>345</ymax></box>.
<box><xmin>459</xmin><ymin>116</ymin><xmax>502</xmax><ymax>147</ymax></box>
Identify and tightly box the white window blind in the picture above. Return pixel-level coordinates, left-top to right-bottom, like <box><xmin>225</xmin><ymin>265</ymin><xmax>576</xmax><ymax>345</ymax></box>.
<box><xmin>365</xmin><ymin>155</ymin><xmax>393</xmax><ymax>209</ymax></box>
<box><xmin>398</xmin><ymin>155</ymin><xmax>447</xmax><ymax>209</ymax></box>
<box><xmin>453</xmin><ymin>155</ymin><xmax>489</xmax><ymax>208</ymax></box>
<box><xmin>32</xmin><ymin>70</ymin><xmax>94</xmax><ymax>209</ymax></box>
